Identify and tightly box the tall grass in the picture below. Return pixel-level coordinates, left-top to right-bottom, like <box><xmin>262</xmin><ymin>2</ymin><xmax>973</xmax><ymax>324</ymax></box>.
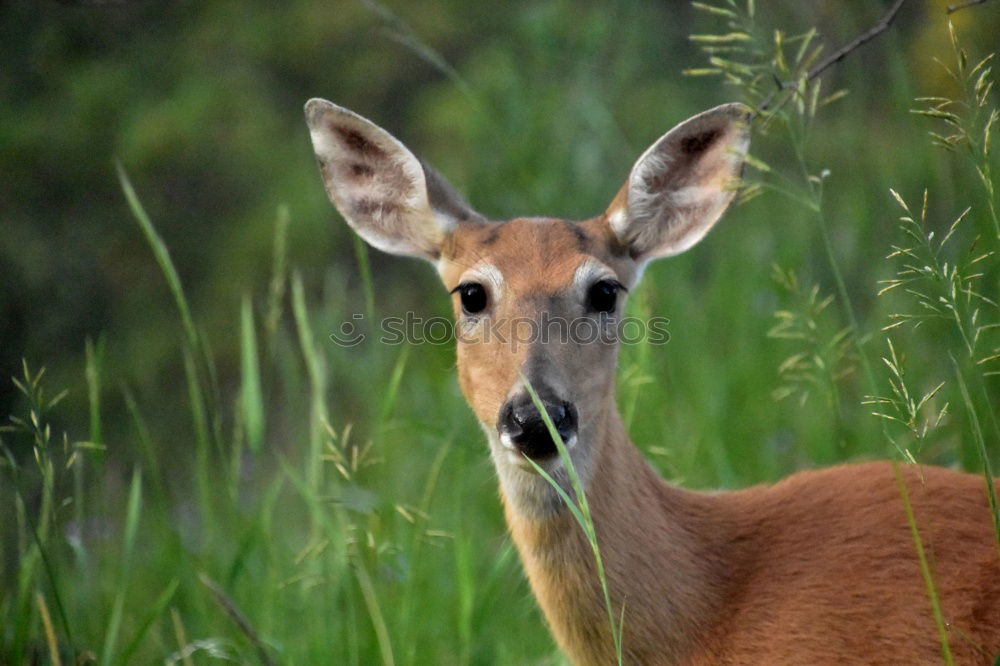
<box><xmin>688</xmin><ymin>5</ymin><xmax>998</xmax><ymax>661</ymax></box>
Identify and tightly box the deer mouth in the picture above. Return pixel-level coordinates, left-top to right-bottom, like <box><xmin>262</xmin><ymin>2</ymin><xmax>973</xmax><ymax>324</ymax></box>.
<box><xmin>499</xmin><ymin>429</ymin><xmax>578</xmax><ymax>464</ymax></box>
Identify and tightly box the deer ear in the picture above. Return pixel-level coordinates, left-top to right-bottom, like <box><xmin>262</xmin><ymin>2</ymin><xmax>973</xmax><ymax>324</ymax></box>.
<box><xmin>305</xmin><ymin>98</ymin><xmax>482</xmax><ymax>260</ymax></box>
<box><xmin>604</xmin><ymin>103</ymin><xmax>751</xmax><ymax>263</ymax></box>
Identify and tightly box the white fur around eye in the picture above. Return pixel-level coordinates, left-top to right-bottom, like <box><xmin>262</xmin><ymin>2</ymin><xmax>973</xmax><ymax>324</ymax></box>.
<box><xmin>573</xmin><ymin>259</ymin><xmax>617</xmax><ymax>297</ymax></box>
<box><xmin>460</xmin><ymin>263</ymin><xmax>505</xmax><ymax>295</ymax></box>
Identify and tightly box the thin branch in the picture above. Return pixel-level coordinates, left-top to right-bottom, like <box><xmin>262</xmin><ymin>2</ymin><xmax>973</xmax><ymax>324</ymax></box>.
<box><xmin>756</xmin><ymin>0</ymin><xmax>907</xmax><ymax>117</ymax></box>
<box><xmin>198</xmin><ymin>572</ymin><xmax>276</xmax><ymax>666</ymax></box>
<box><xmin>947</xmin><ymin>0</ymin><xmax>992</xmax><ymax>13</ymax></box>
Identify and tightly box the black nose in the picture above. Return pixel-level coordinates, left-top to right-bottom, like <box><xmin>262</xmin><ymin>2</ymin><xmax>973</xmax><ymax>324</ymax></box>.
<box><xmin>497</xmin><ymin>393</ymin><xmax>578</xmax><ymax>460</ymax></box>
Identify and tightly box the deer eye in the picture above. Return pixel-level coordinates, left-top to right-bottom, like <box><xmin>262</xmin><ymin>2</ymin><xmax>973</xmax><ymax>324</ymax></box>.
<box><xmin>455</xmin><ymin>282</ymin><xmax>488</xmax><ymax>314</ymax></box>
<box><xmin>587</xmin><ymin>280</ymin><xmax>622</xmax><ymax>313</ymax></box>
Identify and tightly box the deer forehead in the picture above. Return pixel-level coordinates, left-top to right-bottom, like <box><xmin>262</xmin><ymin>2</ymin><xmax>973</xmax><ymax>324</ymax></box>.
<box><xmin>439</xmin><ymin>217</ymin><xmax>635</xmax><ymax>296</ymax></box>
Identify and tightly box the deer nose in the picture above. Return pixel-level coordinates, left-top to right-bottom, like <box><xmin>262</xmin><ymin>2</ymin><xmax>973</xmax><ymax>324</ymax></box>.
<box><xmin>497</xmin><ymin>394</ymin><xmax>578</xmax><ymax>460</ymax></box>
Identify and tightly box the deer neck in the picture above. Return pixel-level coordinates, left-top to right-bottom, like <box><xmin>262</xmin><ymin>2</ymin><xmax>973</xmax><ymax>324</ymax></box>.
<box><xmin>499</xmin><ymin>411</ymin><xmax>730</xmax><ymax>664</ymax></box>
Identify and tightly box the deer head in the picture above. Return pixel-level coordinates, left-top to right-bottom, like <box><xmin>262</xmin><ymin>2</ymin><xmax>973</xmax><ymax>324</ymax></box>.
<box><xmin>304</xmin><ymin>99</ymin><xmax>750</xmax><ymax>517</ymax></box>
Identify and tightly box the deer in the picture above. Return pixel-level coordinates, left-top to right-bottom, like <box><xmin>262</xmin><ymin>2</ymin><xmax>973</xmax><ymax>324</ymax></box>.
<box><xmin>304</xmin><ymin>97</ymin><xmax>1000</xmax><ymax>665</ymax></box>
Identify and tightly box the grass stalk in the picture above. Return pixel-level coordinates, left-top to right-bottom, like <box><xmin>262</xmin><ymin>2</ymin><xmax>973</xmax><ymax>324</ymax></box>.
<box><xmin>118</xmin><ymin>160</ymin><xmax>224</xmax><ymax>454</ymax></box>
<box><xmin>199</xmin><ymin>572</ymin><xmax>275</xmax><ymax>666</ymax></box>
<box><xmin>396</xmin><ymin>437</ymin><xmax>452</xmax><ymax>661</ymax></box>
<box><xmin>99</xmin><ymin>468</ymin><xmax>143</xmax><ymax>666</ymax></box>
<box><xmin>115</xmin><ymin>164</ymin><xmax>202</xmax><ymax>369</ymax></box>
<box><xmin>378</xmin><ymin>346</ymin><xmax>410</xmax><ymax>423</ymax></box>
<box><xmin>453</xmin><ymin>535</ymin><xmax>475</xmax><ymax>665</ymax></box>
<box><xmin>352</xmin><ymin>234</ymin><xmax>377</xmax><ymax>324</ymax></box>
<box><xmin>265</xmin><ymin>205</ymin><xmax>291</xmax><ymax>341</ymax></box>
<box><xmin>291</xmin><ymin>272</ymin><xmax>328</xmax><ymax>497</ymax></box>
<box><xmin>522</xmin><ymin>375</ymin><xmax>624</xmax><ymax>665</ymax></box>
<box><xmin>84</xmin><ymin>336</ymin><xmax>104</xmax><ymax>446</ymax></box>
<box><xmin>352</xmin><ymin>556</ymin><xmax>396</xmax><ymax>666</ymax></box>
<box><xmin>118</xmin><ymin>162</ymin><xmax>220</xmax><ymax>529</ymax></box>
<box><xmin>80</xmin><ymin>337</ymin><xmax>105</xmax><ymax>531</ymax></box>
<box><xmin>170</xmin><ymin>608</ymin><xmax>194</xmax><ymax>666</ymax></box>
<box><xmin>621</xmin><ymin>287</ymin><xmax>653</xmax><ymax>431</ymax></box>
<box><xmin>892</xmin><ymin>463</ymin><xmax>954</xmax><ymax>666</ymax></box>
<box><xmin>240</xmin><ymin>293</ymin><xmax>265</xmax><ymax>452</ymax></box>
<box><xmin>951</xmin><ymin>354</ymin><xmax>1000</xmax><ymax>558</ymax></box>
<box><xmin>182</xmin><ymin>346</ymin><xmax>214</xmax><ymax>531</ymax></box>
<box><xmin>35</xmin><ymin>591</ymin><xmax>61</xmax><ymax>666</ymax></box>
<box><xmin>120</xmin><ymin>383</ymin><xmax>165</xmax><ymax>502</ymax></box>
<box><xmin>119</xmin><ymin>578</ymin><xmax>180</xmax><ymax>664</ymax></box>
<box><xmin>2</xmin><ymin>446</ymin><xmax>74</xmax><ymax>660</ymax></box>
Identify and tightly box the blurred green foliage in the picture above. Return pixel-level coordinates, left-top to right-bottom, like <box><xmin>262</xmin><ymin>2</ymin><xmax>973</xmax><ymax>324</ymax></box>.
<box><xmin>1</xmin><ymin>0</ymin><xmax>998</xmax><ymax>663</ymax></box>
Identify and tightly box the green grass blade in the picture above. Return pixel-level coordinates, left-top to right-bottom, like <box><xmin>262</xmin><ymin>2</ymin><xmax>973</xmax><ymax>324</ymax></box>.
<box><xmin>525</xmin><ymin>456</ymin><xmax>588</xmax><ymax>529</ymax></box>
<box><xmin>115</xmin><ymin>163</ymin><xmax>200</xmax><ymax>358</ymax></box>
<box><xmin>397</xmin><ymin>437</ymin><xmax>452</xmax><ymax>653</ymax></box>
<box><xmin>118</xmin><ymin>163</ymin><xmax>220</xmax><ymax>459</ymax></box>
<box><xmin>277</xmin><ymin>457</ymin><xmax>349</xmax><ymax>577</ymax></box>
<box><xmin>240</xmin><ymin>294</ymin><xmax>265</xmax><ymax>451</ymax></box>
<box><xmin>291</xmin><ymin>272</ymin><xmax>328</xmax><ymax>495</ymax></box>
<box><xmin>120</xmin><ymin>383</ymin><xmax>164</xmax><ymax>502</ymax></box>
<box><xmin>183</xmin><ymin>346</ymin><xmax>213</xmax><ymax>530</ymax></box>
<box><xmin>265</xmin><ymin>205</ymin><xmax>291</xmax><ymax>340</ymax></box>
<box><xmin>352</xmin><ymin>233</ymin><xmax>376</xmax><ymax>323</ymax></box>
<box><xmin>100</xmin><ymin>468</ymin><xmax>143</xmax><ymax>666</ymax></box>
<box><xmin>84</xmin><ymin>336</ymin><xmax>104</xmax><ymax>446</ymax></box>
<box><xmin>118</xmin><ymin>159</ymin><xmax>221</xmax><ymax>489</ymax></box>
<box><xmin>118</xmin><ymin>578</ymin><xmax>179</xmax><ymax>664</ymax></box>
<box><xmin>352</xmin><ymin>556</ymin><xmax>395</xmax><ymax>666</ymax></box>
<box><xmin>378</xmin><ymin>346</ymin><xmax>410</xmax><ymax>423</ymax></box>
<box><xmin>198</xmin><ymin>573</ymin><xmax>275</xmax><ymax>666</ymax></box>
<box><xmin>81</xmin><ymin>336</ymin><xmax>104</xmax><ymax>538</ymax></box>
<box><xmin>454</xmin><ymin>536</ymin><xmax>475</xmax><ymax>664</ymax></box>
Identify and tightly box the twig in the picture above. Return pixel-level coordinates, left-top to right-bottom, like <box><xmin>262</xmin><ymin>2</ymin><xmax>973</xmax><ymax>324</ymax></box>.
<box><xmin>36</xmin><ymin>592</ymin><xmax>62</xmax><ymax>666</ymax></box>
<box><xmin>947</xmin><ymin>0</ymin><xmax>991</xmax><ymax>13</ymax></box>
<box><xmin>170</xmin><ymin>608</ymin><xmax>195</xmax><ymax>666</ymax></box>
<box><xmin>756</xmin><ymin>0</ymin><xmax>907</xmax><ymax>117</ymax></box>
<box><xmin>198</xmin><ymin>572</ymin><xmax>276</xmax><ymax>666</ymax></box>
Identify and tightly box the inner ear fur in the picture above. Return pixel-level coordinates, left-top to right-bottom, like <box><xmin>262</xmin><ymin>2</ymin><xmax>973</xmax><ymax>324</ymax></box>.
<box><xmin>605</xmin><ymin>103</ymin><xmax>751</xmax><ymax>262</ymax></box>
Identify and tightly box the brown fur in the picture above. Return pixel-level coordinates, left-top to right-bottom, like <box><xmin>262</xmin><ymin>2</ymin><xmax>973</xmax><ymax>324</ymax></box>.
<box><xmin>508</xmin><ymin>413</ymin><xmax>1000</xmax><ymax>664</ymax></box>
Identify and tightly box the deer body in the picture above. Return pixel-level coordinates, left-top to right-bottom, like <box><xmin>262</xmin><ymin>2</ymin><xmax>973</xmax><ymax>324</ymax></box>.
<box><xmin>305</xmin><ymin>98</ymin><xmax>1000</xmax><ymax>664</ymax></box>
<box><xmin>510</xmin><ymin>416</ymin><xmax>1000</xmax><ymax>664</ymax></box>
